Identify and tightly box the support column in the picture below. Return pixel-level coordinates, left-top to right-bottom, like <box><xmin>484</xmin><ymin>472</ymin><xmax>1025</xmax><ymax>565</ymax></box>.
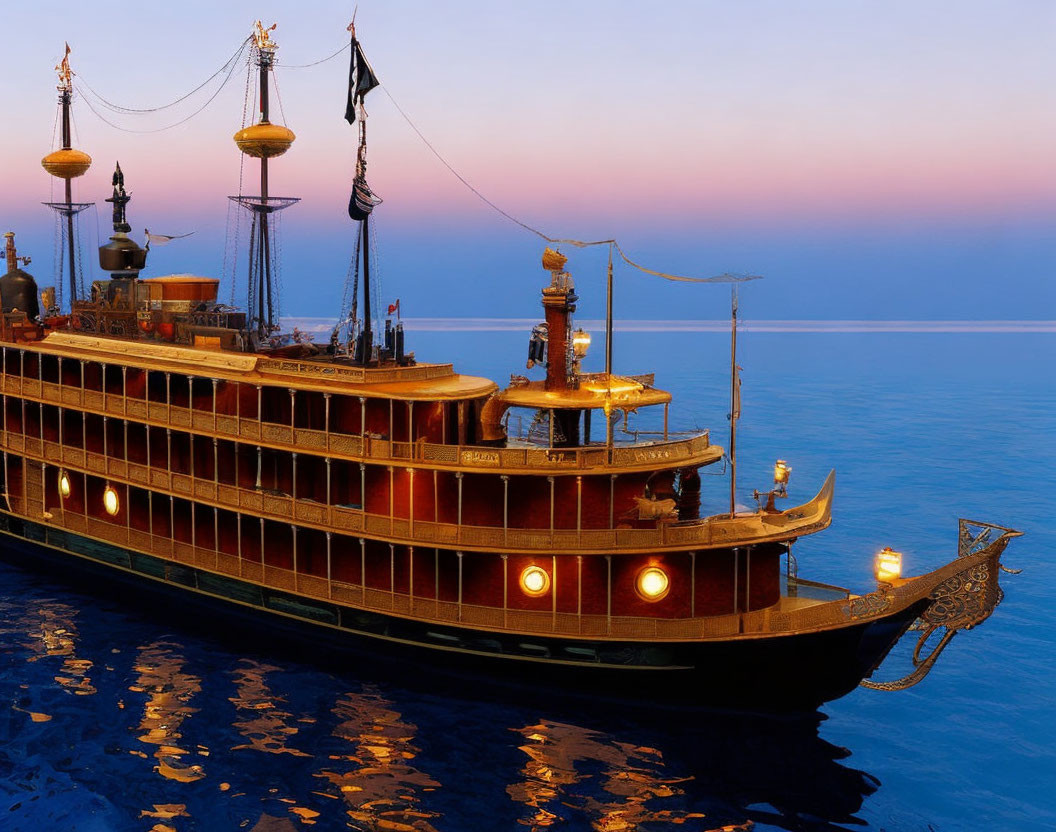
<box><xmin>552</xmin><ymin>554</ymin><xmax>557</xmax><ymax>628</ymax></box>
<box><xmin>325</xmin><ymin>457</ymin><xmax>332</xmax><ymax>508</ymax></box>
<box><xmin>501</xmin><ymin>474</ymin><xmax>509</xmax><ymax>544</ymax></box>
<box><xmin>576</xmin><ymin>556</ymin><xmax>583</xmax><ymax>630</ymax></box>
<box><xmin>407</xmin><ymin>467</ymin><xmax>416</xmax><ymax>534</ymax></box>
<box><xmin>212</xmin><ymin>378</ymin><xmax>218</xmax><ymax>431</ymax></box>
<box><xmin>456</xmin><ymin>551</ymin><xmax>464</xmax><ymax>622</ymax></box>
<box><xmin>733</xmin><ymin>547</ymin><xmax>739</xmax><ymax>615</ymax></box>
<box><xmin>323</xmin><ymin>393</ymin><xmax>331</xmax><ymax>452</ymax></box>
<box><xmin>326</xmin><ymin>531</ymin><xmax>332</xmax><ymax>599</ymax></box>
<box><xmin>359</xmin><ymin>537</ymin><xmax>366</xmax><ymax>597</ymax></box>
<box><xmin>292</xmin><ymin>525</ymin><xmax>299</xmax><ymax>590</ymax></box>
<box><xmin>746</xmin><ymin>546</ymin><xmax>752</xmax><ymax>612</ymax></box>
<box><xmin>389</xmin><ymin>542</ymin><xmax>395</xmax><ymax>594</ymax></box>
<box><xmin>408</xmin><ymin>546</ymin><xmax>415</xmax><ymax>611</ymax></box>
<box><xmin>501</xmin><ymin>554</ymin><xmax>508</xmax><ymax>628</ymax></box>
<box><xmin>576</xmin><ymin>476</ymin><xmax>582</xmax><ymax>532</ymax></box>
<box><xmin>456</xmin><ymin>471</ymin><xmax>463</xmax><ymax>527</ymax></box>
<box><xmin>609</xmin><ymin>474</ymin><xmax>616</xmax><ymax>529</ymax></box>
<box><xmin>548</xmin><ymin>476</ymin><xmax>555</xmax><ymax>535</ymax></box>
<box><xmin>605</xmin><ymin>554</ymin><xmax>612</xmax><ymax>635</ymax></box>
<box><xmin>690</xmin><ymin>551</ymin><xmax>696</xmax><ymax>617</ymax></box>
<box><xmin>387</xmin><ymin>465</ymin><xmax>394</xmax><ymax>533</ymax></box>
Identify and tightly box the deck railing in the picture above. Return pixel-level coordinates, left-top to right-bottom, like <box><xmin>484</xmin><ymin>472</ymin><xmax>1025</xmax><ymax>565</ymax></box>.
<box><xmin>14</xmin><ymin>488</ymin><xmax>798</xmax><ymax>640</ymax></box>
<box><xmin>6</xmin><ymin>432</ymin><xmax>832</xmax><ymax>555</ymax></box>
<box><xmin>9</xmin><ymin>376</ymin><xmax>715</xmax><ymax>474</ymax></box>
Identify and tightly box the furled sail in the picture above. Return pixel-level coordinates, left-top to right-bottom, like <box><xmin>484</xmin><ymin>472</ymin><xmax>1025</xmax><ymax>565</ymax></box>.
<box><xmin>345</xmin><ymin>23</ymin><xmax>382</xmax><ymax>221</ymax></box>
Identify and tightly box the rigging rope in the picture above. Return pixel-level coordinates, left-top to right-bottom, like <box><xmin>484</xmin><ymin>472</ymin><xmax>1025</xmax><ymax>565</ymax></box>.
<box><xmin>379</xmin><ymin>85</ymin><xmax>761</xmax><ymax>284</ymax></box>
<box><xmin>280</xmin><ymin>41</ymin><xmax>350</xmax><ymax>69</ymax></box>
<box><xmin>77</xmin><ymin>38</ymin><xmax>251</xmax><ymax>114</ymax></box>
<box><xmin>75</xmin><ymin>42</ymin><xmax>247</xmax><ymax>135</ymax></box>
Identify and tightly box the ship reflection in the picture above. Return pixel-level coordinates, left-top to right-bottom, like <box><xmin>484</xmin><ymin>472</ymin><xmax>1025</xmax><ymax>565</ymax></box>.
<box><xmin>18</xmin><ymin>599</ymin><xmax>96</xmax><ymax>697</ymax></box>
<box><xmin>129</xmin><ymin>640</ymin><xmax>206</xmax><ymax>784</ymax></box>
<box><xmin>229</xmin><ymin>659</ymin><xmax>312</xmax><ymax>757</ymax></box>
<box><xmin>508</xmin><ymin>719</ymin><xmax>705</xmax><ymax>830</ymax></box>
<box><xmin>501</xmin><ymin>706</ymin><xmax>877</xmax><ymax>832</ymax></box>
<box><xmin>316</xmin><ymin>686</ymin><xmax>442</xmax><ymax>832</ymax></box>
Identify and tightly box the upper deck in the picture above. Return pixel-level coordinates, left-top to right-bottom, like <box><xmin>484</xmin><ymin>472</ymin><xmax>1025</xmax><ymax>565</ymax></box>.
<box><xmin>4</xmin><ymin>331</ymin><xmax>723</xmax><ymax>476</ymax></box>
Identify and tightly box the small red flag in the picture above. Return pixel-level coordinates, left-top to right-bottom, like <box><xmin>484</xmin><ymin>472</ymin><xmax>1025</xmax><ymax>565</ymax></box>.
<box><xmin>387</xmin><ymin>299</ymin><xmax>400</xmax><ymax>316</ymax></box>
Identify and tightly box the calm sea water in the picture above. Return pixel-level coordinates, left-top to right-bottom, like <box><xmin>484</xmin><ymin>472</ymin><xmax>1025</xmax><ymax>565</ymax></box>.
<box><xmin>1</xmin><ymin>328</ymin><xmax>1053</xmax><ymax>831</ymax></box>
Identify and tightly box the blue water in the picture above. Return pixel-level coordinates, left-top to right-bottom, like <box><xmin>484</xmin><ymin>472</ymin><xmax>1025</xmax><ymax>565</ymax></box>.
<box><xmin>1</xmin><ymin>329</ymin><xmax>1053</xmax><ymax>831</ymax></box>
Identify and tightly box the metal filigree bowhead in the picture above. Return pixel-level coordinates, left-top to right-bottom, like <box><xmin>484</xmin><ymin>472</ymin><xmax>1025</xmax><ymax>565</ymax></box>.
<box><xmin>861</xmin><ymin>519</ymin><xmax>1023</xmax><ymax>692</ymax></box>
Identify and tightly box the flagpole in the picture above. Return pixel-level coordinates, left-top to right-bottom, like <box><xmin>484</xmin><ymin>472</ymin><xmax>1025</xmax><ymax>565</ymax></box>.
<box><xmin>728</xmin><ymin>285</ymin><xmax>738</xmax><ymax>516</ymax></box>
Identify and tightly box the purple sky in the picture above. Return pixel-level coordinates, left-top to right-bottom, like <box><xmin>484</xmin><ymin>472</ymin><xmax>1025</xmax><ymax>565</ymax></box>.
<box><xmin>1</xmin><ymin>1</ymin><xmax>1053</xmax><ymax>321</ymax></box>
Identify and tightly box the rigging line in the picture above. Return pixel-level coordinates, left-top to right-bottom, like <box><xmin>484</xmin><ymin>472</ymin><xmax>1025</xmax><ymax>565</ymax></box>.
<box><xmin>380</xmin><ymin>85</ymin><xmax>761</xmax><ymax>284</ymax></box>
<box><xmin>77</xmin><ymin>37</ymin><xmax>251</xmax><ymax>114</ymax></box>
<box><xmin>74</xmin><ymin>50</ymin><xmax>244</xmax><ymax>134</ymax></box>
<box><xmin>379</xmin><ymin>85</ymin><xmax>609</xmax><ymax>248</ymax></box>
<box><xmin>280</xmin><ymin>40</ymin><xmax>350</xmax><ymax>68</ymax></box>
<box><xmin>272</xmin><ymin>68</ymin><xmax>287</xmax><ymax>127</ymax></box>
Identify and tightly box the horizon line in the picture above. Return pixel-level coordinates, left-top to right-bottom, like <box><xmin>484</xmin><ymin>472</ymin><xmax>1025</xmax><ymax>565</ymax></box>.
<box><xmin>283</xmin><ymin>317</ymin><xmax>1056</xmax><ymax>334</ymax></box>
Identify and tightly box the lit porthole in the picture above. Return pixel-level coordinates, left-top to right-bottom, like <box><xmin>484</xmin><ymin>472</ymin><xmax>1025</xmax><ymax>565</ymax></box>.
<box><xmin>103</xmin><ymin>485</ymin><xmax>120</xmax><ymax>516</ymax></box>
<box><xmin>519</xmin><ymin>565</ymin><xmax>551</xmax><ymax>597</ymax></box>
<box><xmin>636</xmin><ymin>566</ymin><xmax>670</xmax><ymax>602</ymax></box>
<box><xmin>58</xmin><ymin>471</ymin><xmax>71</xmax><ymax>499</ymax></box>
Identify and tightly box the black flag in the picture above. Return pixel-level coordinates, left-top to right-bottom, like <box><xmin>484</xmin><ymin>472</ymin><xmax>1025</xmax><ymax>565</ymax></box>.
<box><xmin>344</xmin><ymin>36</ymin><xmax>379</xmax><ymax>124</ymax></box>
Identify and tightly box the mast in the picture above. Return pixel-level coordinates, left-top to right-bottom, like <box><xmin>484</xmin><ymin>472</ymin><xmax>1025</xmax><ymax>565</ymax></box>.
<box><xmin>258</xmin><ymin>38</ymin><xmax>274</xmax><ymax>334</ymax></box>
<box><xmin>728</xmin><ymin>286</ymin><xmax>739</xmax><ymax>515</ymax></box>
<box><xmin>230</xmin><ymin>22</ymin><xmax>297</xmax><ymax>344</ymax></box>
<box><xmin>41</xmin><ymin>43</ymin><xmax>93</xmax><ymax>310</ymax></box>
<box><xmin>344</xmin><ymin>20</ymin><xmax>381</xmax><ymax>365</ymax></box>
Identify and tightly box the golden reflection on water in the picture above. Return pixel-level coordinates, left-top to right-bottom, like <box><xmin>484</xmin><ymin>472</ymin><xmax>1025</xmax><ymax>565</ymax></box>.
<box><xmin>229</xmin><ymin>659</ymin><xmax>312</xmax><ymax>757</ymax></box>
<box><xmin>315</xmin><ymin>686</ymin><xmax>442</xmax><ymax>832</ymax></box>
<box><xmin>19</xmin><ymin>600</ymin><xmax>96</xmax><ymax>697</ymax></box>
<box><xmin>130</xmin><ymin>640</ymin><xmax>206</xmax><ymax>785</ymax></box>
<box><xmin>507</xmin><ymin>720</ymin><xmax>718</xmax><ymax>831</ymax></box>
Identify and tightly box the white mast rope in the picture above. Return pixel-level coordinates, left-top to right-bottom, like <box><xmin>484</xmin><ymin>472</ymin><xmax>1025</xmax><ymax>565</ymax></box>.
<box><xmin>380</xmin><ymin>85</ymin><xmax>761</xmax><ymax>285</ymax></box>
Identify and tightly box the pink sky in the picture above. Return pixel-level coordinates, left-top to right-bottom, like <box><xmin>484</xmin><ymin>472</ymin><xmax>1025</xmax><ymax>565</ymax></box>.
<box><xmin>0</xmin><ymin>1</ymin><xmax>1053</xmax><ymax>319</ymax></box>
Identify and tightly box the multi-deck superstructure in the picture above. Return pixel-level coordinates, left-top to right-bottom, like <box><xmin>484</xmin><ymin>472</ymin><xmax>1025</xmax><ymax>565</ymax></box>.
<box><xmin>0</xmin><ymin>23</ymin><xmax>1021</xmax><ymax>710</ymax></box>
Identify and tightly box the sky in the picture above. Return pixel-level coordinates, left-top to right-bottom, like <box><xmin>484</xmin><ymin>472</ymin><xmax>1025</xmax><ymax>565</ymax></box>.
<box><xmin>0</xmin><ymin>0</ymin><xmax>1053</xmax><ymax>322</ymax></box>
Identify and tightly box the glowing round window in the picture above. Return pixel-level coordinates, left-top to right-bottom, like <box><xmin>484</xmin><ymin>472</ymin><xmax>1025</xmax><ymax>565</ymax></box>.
<box><xmin>103</xmin><ymin>485</ymin><xmax>120</xmax><ymax>516</ymax></box>
<box><xmin>636</xmin><ymin>566</ymin><xmax>670</xmax><ymax>601</ymax></box>
<box><xmin>519</xmin><ymin>565</ymin><xmax>551</xmax><ymax>597</ymax></box>
<box><xmin>58</xmin><ymin>471</ymin><xmax>71</xmax><ymax>499</ymax></box>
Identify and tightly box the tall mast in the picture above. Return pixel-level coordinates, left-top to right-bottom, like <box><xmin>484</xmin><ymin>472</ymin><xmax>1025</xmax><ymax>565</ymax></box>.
<box><xmin>231</xmin><ymin>22</ymin><xmax>297</xmax><ymax>343</ymax></box>
<box><xmin>41</xmin><ymin>43</ymin><xmax>93</xmax><ymax>310</ymax></box>
<box><xmin>728</xmin><ymin>286</ymin><xmax>739</xmax><ymax>515</ymax></box>
<box><xmin>344</xmin><ymin>20</ymin><xmax>381</xmax><ymax>365</ymax></box>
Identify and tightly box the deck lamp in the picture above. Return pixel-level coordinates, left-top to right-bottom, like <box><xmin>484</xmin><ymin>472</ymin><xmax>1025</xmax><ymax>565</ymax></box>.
<box><xmin>773</xmin><ymin>460</ymin><xmax>791</xmax><ymax>490</ymax></box>
<box><xmin>58</xmin><ymin>471</ymin><xmax>71</xmax><ymax>499</ymax></box>
<box><xmin>572</xmin><ymin>328</ymin><xmax>591</xmax><ymax>360</ymax></box>
<box><xmin>520</xmin><ymin>565</ymin><xmax>550</xmax><ymax>597</ymax></box>
<box><xmin>636</xmin><ymin>566</ymin><xmax>670</xmax><ymax>601</ymax></box>
<box><xmin>103</xmin><ymin>485</ymin><xmax>120</xmax><ymax>516</ymax></box>
<box><xmin>875</xmin><ymin>547</ymin><xmax>902</xmax><ymax>583</ymax></box>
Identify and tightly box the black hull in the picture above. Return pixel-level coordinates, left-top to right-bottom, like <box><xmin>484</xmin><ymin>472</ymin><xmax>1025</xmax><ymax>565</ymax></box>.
<box><xmin>0</xmin><ymin>512</ymin><xmax>922</xmax><ymax>712</ymax></box>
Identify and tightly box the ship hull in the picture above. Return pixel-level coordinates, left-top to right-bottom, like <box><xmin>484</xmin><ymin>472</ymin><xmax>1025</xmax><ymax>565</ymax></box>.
<box><xmin>0</xmin><ymin>511</ymin><xmax>921</xmax><ymax>712</ymax></box>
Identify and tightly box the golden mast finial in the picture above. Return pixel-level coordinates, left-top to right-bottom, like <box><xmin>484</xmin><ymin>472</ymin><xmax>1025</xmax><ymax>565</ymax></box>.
<box><xmin>253</xmin><ymin>20</ymin><xmax>278</xmax><ymax>51</ymax></box>
<box><xmin>54</xmin><ymin>42</ymin><xmax>73</xmax><ymax>92</ymax></box>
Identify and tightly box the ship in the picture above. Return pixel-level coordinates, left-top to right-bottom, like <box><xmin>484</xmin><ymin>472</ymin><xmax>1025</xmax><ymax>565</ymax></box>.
<box><xmin>0</xmin><ymin>22</ymin><xmax>1022</xmax><ymax>711</ymax></box>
